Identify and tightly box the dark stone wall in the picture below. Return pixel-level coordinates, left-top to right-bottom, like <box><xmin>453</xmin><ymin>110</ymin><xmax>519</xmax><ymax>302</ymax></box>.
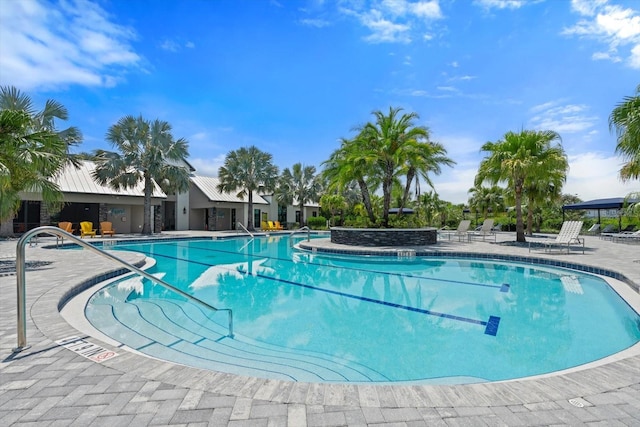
<box><xmin>331</xmin><ymin>227</ymin><xmax>437</xmax><ymax>246</ymax></box>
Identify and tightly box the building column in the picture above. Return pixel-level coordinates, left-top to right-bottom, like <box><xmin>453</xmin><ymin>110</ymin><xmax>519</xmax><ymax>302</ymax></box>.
<box><xmin>40</xmin><ymin>202</ymin><xmax>50</xmax><ymax>226</ymax></box>
<box><xmin>99</xmin><ymin>203</ymin><xmax>109</xmax><ymax>222</ymax></box>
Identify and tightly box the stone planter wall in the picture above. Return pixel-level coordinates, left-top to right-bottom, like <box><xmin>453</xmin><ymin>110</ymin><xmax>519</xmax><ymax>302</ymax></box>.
<box><xmin>330</xmin><ymin>227</ymin><xmax>437</xmax><ymax>246</ymax></box>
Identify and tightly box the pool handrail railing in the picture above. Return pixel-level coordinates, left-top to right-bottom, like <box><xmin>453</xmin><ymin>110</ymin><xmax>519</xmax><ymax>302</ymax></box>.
<box><xmin>288</xmin><ymin>226</ymin><xmax>311</xmax><ymax>246</ymax></box>
<box><xmin>13</xmin><ymin>226</ymin><xmax>234</xmax><ymax>353</ymax></box>
<box><xmin>236</xmin><ymin>222</ymin><xmax>254</xmax><ymax>238</ymax></box>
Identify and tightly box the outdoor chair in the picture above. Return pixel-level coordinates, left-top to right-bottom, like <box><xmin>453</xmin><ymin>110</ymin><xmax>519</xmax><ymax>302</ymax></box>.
<box><xmin>609</xmin><ymin>229</ymin><xmax>640</xmax><ymax>244</ymax></box>
<box><xmin>599</xmin><ymin>224</ymin><xmax>616</xmax><ymax>239</ymax></box>
<box><xmin>261</xmin><ymin>221</ymin><xmax>272</xmax><ymax>231</ymax></box>
<box><xmin>586</xmin><ymin>223</ymin><xmax>600</xmax><ymax>235</ymax></box>
<box><xmin>58</xmin><ymin>221</ymin><xmax>75</xmax><ymax>234</ymax></box>
<box><xmin>438</xmin><ymin>220</ymin><xmax>471</xmax><ymax>242</ymax></box>
<box><xmin>274</xmin><ymin>221</ymin><xmax>284</xmax><ymax>230</ymax></box>
<box><xmin>100</xmin><ymin>221</ymin><xmax>116</xmax><ymax>237</ymax></box>
<box><xmin>80</xmin><ymin>221</ymin><xmax>97</xmax><ymax>238</ymax></box>
<box><xmin>467</xmin><ymin>219</ymin><xmax>496</xmax><ymax>242</ymax></box>
<box><xmin>543</xmin><ymin>220</ymin><xmax>584</xmax><ymax>254</ymax></box>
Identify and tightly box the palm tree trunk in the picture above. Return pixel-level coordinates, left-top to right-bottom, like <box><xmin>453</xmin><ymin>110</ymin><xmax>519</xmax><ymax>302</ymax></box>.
<box><xmin>400</xmin><ymin>168</ymin><xmax>415</xmax><ymax>215</ymax></box>
<box><xmin>526</xmin><ymin>195</ymin><xmax>534</xmax><ymax>236</ymax></box>
<box><xmin>515</xmin><ymin>185</ymin><xmax>526</xmax><ymax>242</ymax></box>
<box><xmin>142</xmin><ymin>174</ymin><xmax>153</xmax><ymax>235</ymax></box>
<box><xmin>247</xmin><ymin>191</ymin><xmax>254</xmax><ymax>231</ymax></box>
<box><xmin>357</xmin><ymin>179</ymin><xmax>376</xmax><ymax>224</ymax></box>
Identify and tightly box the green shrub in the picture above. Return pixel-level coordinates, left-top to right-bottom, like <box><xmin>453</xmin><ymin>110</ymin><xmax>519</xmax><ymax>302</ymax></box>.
<box><xmin>307</xmin><ymin>216</ymin><xmax>327</xmax><ymax>229</ymax></box>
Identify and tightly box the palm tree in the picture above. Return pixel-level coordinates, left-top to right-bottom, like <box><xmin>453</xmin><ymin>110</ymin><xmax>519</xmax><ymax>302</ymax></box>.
<box><xmin>217</xmin><ymin>146</ymin><xmax>278</xmax><ymax>231</ymax></box>
<box><xmin>357</xmin><ymin>107</ymin><xmax>453</xmax><ymax>227</ymax></box>
<box><xmin>475</xmin><ymin>129</ymin><xmax>567</xmax><ymax>242</ymax></box>
<box><xmin>93</xmin><ymin>115</ymin><xmax>190</xmax><ymax>235</ymax></box>
<box><xmin>468</xmin><ymin>185</ymin><xmax>505</xmax><ymax>225</ymax></box>
<box><xmin>398</xmin><ymin>139</ymin><xmax>455</xmax><ymax>216</ymax></box>
<box><xmin>322</xmin><ymin>138</ymin><xmax>377</xmax><ymax>224</ymax></box>
<box><xmin>0</xmin><ymin>86</ymin><xmax>81</xmax><ymax>232</ymax></box>
<box><xmin>275</xmin><ymin>163</ymin><xmax>321</xmax><ymax>227</ymax></box>
<box><xmin>609</xmin><ymin>84</ymin><xmax>640</xmax><ymax>181</ymax></box>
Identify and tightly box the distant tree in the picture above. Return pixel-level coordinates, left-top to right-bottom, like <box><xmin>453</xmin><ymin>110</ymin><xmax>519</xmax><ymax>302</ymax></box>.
<box><xmin>217</xmin><ymin>146</ymin><xmax>278</xmax><ymax>231</ymax></box>
<box><xmin>93</xmin><ymin>115</ymin><xmax>190</xmax><ymax>235</ymax></box>
<box><xmin>319</xmin><ymin>193</ymin><xmax>347</xmax><ymax>226</ymax></box>
<box><xmin>0</xmin><ymin>86</ymin><xmax>81</xmax><ymax>233</ymax></box>
<box><xmin>275</xmin><ymin>163</ymin><xmax>321</xmax><ymax>227</ymax></box>
<box><xmin>476</xmin><ymin>130</ymin><xmax>567</xmax><ymax>242</ymax></box>
<box><xmin>468</xmin><ymin>185</ymin><xmax>505</xmax><ymax>220</ymax></box>
<box><xmin>609</xmin><ymin>84</ymin><xmax>640</xmax><ymax>181</ymax></box>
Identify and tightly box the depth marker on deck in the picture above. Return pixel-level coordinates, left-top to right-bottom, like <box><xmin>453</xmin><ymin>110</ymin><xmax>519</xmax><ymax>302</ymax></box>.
<box><xmin>56</xmin><ymin>336</ymin><xmax>118</xmax><ymax>363</ymax></box>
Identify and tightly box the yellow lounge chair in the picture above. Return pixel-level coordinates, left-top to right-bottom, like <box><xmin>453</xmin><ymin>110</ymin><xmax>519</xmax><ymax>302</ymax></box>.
<box><xmin>274</xmin><ymin>221</ymin><xmax>284</xmax><ymax>230</ymax></box>
<box><xmin>268</xmin><ymin>221</ymin><xmax>280</xmax><ymax>231</ymax></box>
<box><xmin>80</xmin><ymin>221</ymin><xmax>97</xmax><ymax>238</ymax></box>
<box><xmin>58</xmin><ymin>221</ymin><xmax>75</xmax><ymax>234</ymax></box>
<box><xmin>100</xmin><ymin>221</ymin><xmax>116</xmax><ymax>237</ymax></box>
<box><xmin>261</xmin><ymin>221</ymin><xmax>271</xmax><ymax>231</ymax></box>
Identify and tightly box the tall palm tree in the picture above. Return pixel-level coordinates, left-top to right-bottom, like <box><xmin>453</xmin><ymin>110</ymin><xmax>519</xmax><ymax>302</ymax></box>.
<box><xmin>475</xmin><ymin>129</ymin><xmax>567</xmax><ymax>242</ymax></box>
<box><xmin>0</xmin><ymin>86</ymin><xmax>81</xmax><ymax>232</ymax></box>
<box><xmin>93</xmin><ymin>115</ymin><xmax>190</xmax><ymax>235</ymax></box>
<box><xmin>217</xmin><ymin>146</ymin><xmax>278</xmax><ymax>231</ymax></box>
<box><xmin>358</xmin><ymin>107</ymin><xmax>453</xmax><ymax>227</ymax></box>
<box><xmin>275</xmin><ymin>163</ymin><xmax>321</xmax><ymax>227</ymax></box>
<box><xmin>609</xmin><ymin>84</ymin><xmax>640</xmax><ymax>181</ymax></box>
<box><xmin>399</xmin><ymin>139</ymin><xmax>454</xmax><ymax>216</ymax></box>
<box><xmin>322</xmin><ymin>138</ymin><xmax>377</xmax><ymax>224</ymax></box>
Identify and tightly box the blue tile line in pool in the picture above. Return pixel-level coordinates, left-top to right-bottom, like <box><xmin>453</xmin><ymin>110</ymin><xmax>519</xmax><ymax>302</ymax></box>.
<box><xmin>236</xmin><ymin>267</ymin><xmax>501</xmax><ymax>336</ymax></box>
<box><xmin>116</xmin><ymin>245</ymin><xmax>503</xmax><ymax>337</ymax></box>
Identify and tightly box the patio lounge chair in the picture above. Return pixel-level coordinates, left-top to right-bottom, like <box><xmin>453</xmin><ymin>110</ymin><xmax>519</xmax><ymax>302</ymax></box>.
<box><xmin>273</xmin><ymin>221</ymin><xmax>284</xmax><ymax>230</ymax></box>
<box><xmin>586</xmin><ymin>223</ymin><xmax>600</xmax><ymax>234</ymax></box>
<box><xmin>58</xmin><ymin>222</ymin><xmax>75</xmax><ymax>234</ymax></box>
<box><xmin>544</xmin><ymin>220</ymin><xmax>584</xmax><ymax>254</ymax></box>
<box><xmin>439</xmin><ymin>220</ymin><xmax>471</xmax><ymax>242</ymax></box>
<box><xmin>609</xmin><ymin>229</ymin><xmax>640</xmax><ymax>244</ymax></box>
<box><xmin>599</xmin><ymin>224</ymin><xmax>616</xmax><ymax>239</ymax></box>
<box><xmin>100</xmin><ymin>221</ymin><xmax>116</xmax><ymax>237</ymax></box>
<box><xmin>467</xmin><ymin>219</ymin><xmax>496</xmax><ymax>242</ymax></box>
<box><xmin>261</xmin><ymin>221</ymin><xmax>272</xmax><ymax>231</ymax></box>
<box><xmin>80</xmin><ymin>221</ymin><xmax>97</xmax><ymax>238</ymax></box>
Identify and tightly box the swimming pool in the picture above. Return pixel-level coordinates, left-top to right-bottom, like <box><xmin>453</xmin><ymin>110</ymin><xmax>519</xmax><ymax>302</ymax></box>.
<box><xmin>84</xmin><ymin>235</ymin><xmax>640</xmax><ymax>384</ymax></box>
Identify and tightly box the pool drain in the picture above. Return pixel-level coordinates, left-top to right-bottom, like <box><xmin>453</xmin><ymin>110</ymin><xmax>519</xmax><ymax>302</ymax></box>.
<box><xmin>568</xmin><ymin>398</ymin><xmax>586</xmax><ymax>407</ymax></box>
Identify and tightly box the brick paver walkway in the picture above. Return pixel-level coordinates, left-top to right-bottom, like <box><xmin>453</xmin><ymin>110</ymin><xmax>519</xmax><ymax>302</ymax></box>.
<box><xmin>1</xmin><ymin>230</ymin><xmax>639</xmax><ymax>426</ymax></box>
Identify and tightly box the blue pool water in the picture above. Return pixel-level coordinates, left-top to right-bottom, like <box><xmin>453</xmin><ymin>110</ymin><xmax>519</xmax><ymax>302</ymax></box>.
<box><xmin>85</xmin><ymin>236</ymin><xmax>640</xmax><ymax>384</ymax></box>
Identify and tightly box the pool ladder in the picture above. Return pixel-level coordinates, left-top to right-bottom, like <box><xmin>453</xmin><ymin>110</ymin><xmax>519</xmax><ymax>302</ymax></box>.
<box><xmin>13</xmin><ymin>226</ymin><xmax>234</xmax><ymax>353</ymax></box>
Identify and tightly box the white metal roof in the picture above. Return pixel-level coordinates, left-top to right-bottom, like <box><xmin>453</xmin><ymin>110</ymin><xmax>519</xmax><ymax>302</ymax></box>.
<box><xmin>55</xmin><ymin>161</ymin><xmax>166</xmax><ymax>198</ymax></box>
<box><xmin>190</xmin><ymin>175</ymin><xmax>269</xmax><ymax>205</ymax></box>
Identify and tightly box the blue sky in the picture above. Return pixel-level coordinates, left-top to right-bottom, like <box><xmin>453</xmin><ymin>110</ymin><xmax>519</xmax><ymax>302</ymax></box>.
<box><xmin>1</xmin><ymin>0</ymin><xmax>639</xmax><ymax>204</ymax></box>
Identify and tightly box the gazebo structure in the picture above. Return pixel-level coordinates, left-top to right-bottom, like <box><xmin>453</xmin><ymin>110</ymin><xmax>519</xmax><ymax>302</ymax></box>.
<box><xmin>562</xmin><ymin>197</ymin><xmax>638</xmax><ymax>231</ymax></box>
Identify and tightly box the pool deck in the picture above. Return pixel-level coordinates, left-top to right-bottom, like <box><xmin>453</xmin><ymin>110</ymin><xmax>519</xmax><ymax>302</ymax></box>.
<box><xmin>0</xmin><ymin>230</ymin><xmax>639</xmax><ymax>426</ymax></box>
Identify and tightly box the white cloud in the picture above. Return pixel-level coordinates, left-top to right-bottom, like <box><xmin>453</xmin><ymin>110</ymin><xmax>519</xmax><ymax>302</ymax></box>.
<box><xmin>564</xmin><ymin>152</ymin><xmax>640</xmax><ymax>200</ymax></box>
<box><xmin>299</xmin><ymin>18</ymin><xmax>331</xmax><ymax>27</ymax></box>
<box><xmin>473</xmin><ymin>0</ymin><xmax>531</xmax><ymax>10</ymax></box>
<box><xmin>189</xmin><ymin>155</ymin><xmax>227</xmax><ymax>177</ymax></box>
<box><xmin>528</xmin><ymin>101</ymin><xmax>598</xmax><ymax>134</ymax></box>
<box><xmin>563</xmin><ymin>0</ymin><xmax>640</xmax><ymax>69</ymax></box>
<box><xmin>339</xmin><ymin>0</ymin><xmax>443</xmax><ymax>44</ymax></box>
<box><xmin>0</xmin><ymin>0</ymin><xmax>141</xmax><ymax>90</ymax></box>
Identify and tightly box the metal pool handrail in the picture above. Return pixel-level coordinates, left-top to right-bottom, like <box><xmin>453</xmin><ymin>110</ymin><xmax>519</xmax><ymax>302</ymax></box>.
<box><xmin>236</xmin><ymin>222</ymin><xmax>254</xmax><ymax>238</ymax></box>
<box><xmin>13</xmin><ymin>226</ymin><xmax>234</xmax><ymax>352</ymax></box>
<box><xmin>288</xmin><ymin>226</ymin><xmax>311</xmax><ymax>246</ymax></box>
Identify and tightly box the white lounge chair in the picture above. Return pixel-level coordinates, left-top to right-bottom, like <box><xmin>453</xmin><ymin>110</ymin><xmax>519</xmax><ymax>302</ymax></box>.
<box><xmin>467</xmin><ymin>219</ymin><xmax>496</xmax><ymax>242</ymax></box>
<box><xmin>544</xmin><ymin>220</ymin><xmax>584</xmax><ymax>254</ymax></box>
<box><xmin>439</xmin><ymin>220</ymin><xmax>471</xmax><ymax>242</ymax></box>
<box><xmin>586</xmin><ymin>223</ymin><xmax>600</xmax><ymax>235</ymax></box>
